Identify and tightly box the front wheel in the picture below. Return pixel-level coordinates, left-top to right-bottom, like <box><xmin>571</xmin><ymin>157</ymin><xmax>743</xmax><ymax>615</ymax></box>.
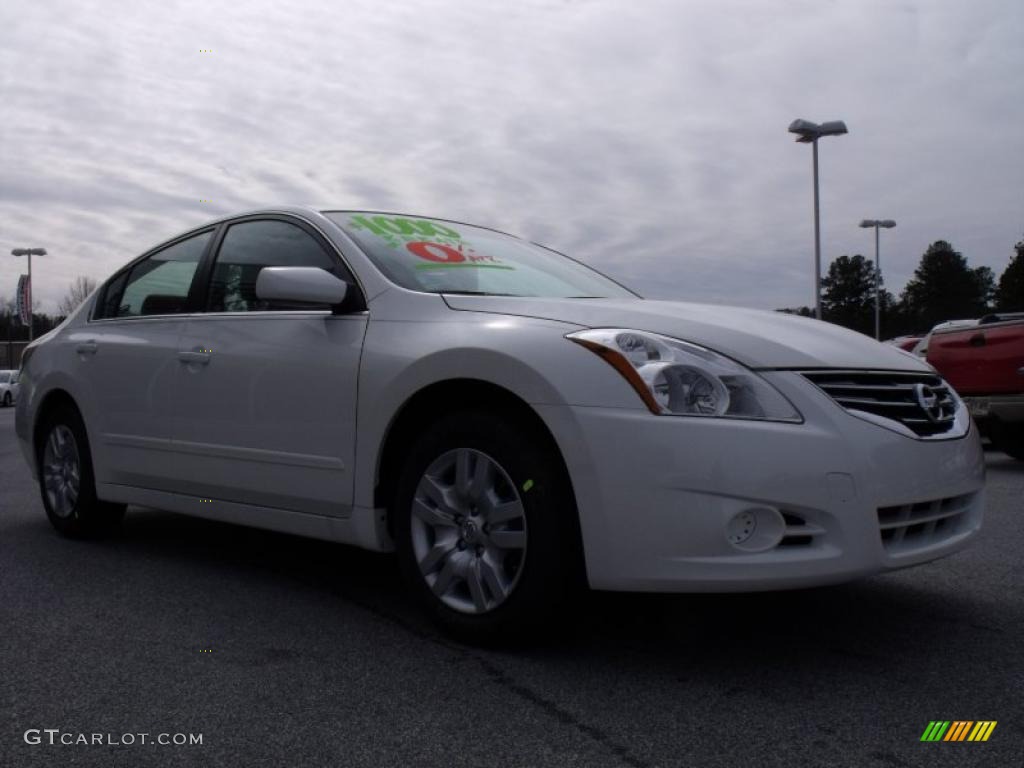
<box><xmin>393</xmin><ymin>409</ymin><xmax>581</xmax><ymax>643</ymax></box>
<box><xmin>37</xmin><ymin>405</ymin><xmax>125</xmax><ymax>537</ymax></box>
<box><xmin>2</xmin><ymin>391</ymin><xmax>10</xmax><ymax>407</ymax></box>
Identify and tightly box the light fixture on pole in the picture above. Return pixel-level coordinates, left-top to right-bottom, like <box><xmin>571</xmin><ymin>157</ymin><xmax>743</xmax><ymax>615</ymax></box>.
<box><xmin>858</xmin><ymin>219</ymin><xmax>896</xmax><ymax>340</ymax></box>
<box><xmin>11</xmin><ymin>247</ymin><xmax>46</xmax><ymax>341</ymax></box>
<box><xmin>788</xmin><ymin>119</ymin><xmax>849</xmax><ymax>320</ymax></box>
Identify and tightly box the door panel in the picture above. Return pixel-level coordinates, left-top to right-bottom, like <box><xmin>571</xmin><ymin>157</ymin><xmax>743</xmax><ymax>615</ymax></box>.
<box><xmin>75</xmin><ymin>230</ymin><xmax>211</xmax><ymax>489</ymax></box>
<box><xmin>172</xmin><ymin>313</ymin><xmax>366</xmax><ymax>515</ymax></box>
<box><xmin>168</xmin><ymin>217</ymin><xmax>366</xmax><ymax>515</ymax></box>
<box><xmin>69</xmin><ymin>319</ymin><xmax>186</xmax><ymax>488</ymax></box>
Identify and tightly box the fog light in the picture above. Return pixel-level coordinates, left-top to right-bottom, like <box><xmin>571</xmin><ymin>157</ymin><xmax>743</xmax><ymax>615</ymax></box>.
<box><xmin>726</xmin><ymin>507</ymin><xmax>785</xmax><ymax>552</ymax></box>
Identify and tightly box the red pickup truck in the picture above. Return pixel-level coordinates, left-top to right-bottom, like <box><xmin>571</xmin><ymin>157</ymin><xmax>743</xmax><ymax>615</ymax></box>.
<box><xmin>927</xmin><ymin>312</ymin><xmax>1024</xmax><ymax>460</ymax></box>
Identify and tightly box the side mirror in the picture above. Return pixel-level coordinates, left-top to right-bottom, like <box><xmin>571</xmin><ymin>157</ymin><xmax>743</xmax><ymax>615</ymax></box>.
<box><xmin>255</xmin><ymin>267</ymin><xmax>348</xmax><ymax>309</ymax></box>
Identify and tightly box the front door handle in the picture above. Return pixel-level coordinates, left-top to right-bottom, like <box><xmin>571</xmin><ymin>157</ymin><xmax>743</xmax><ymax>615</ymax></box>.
<box><xmin>76</xmin><ymin>341</ymin><xmax>98</xmax><ymax>355</ymax></box>
<box><xmin>178</xmin><ymin>351</ymin><xmax>211</xmax><ymax>366</ymax></box>
<box><xmin>969</xmin><ymin>333</ymin><xmax>986</xmax><ymax>347</ymax></box>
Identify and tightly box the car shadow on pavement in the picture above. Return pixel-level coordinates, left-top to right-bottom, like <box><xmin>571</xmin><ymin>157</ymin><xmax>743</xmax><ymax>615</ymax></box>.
<box><xmin>984</xmin><ymin>454</ymin><xmax>1024</xmax><ymax>472</ymax></box>
<box><xmin>97</xmin><ymin>505</ymin><xmax>1007</xmax><ymax>672</ymax></box>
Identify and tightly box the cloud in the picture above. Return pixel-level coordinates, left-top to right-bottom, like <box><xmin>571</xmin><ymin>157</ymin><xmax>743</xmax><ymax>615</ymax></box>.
<box><xmin>1</xmin><ymin>0</ymin><xmax>1022</xmax><ymax>312</ymax></box>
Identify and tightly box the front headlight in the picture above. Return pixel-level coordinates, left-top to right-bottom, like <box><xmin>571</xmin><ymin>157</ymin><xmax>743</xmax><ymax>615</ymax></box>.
<box><xmin>567</xmin><ymin>329</ymin><xmax>802</xmax><ymax>422</ymax></box>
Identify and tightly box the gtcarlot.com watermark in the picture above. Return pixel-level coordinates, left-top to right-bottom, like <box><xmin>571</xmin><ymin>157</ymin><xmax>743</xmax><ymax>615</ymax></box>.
<box><xmin>25</xmin><ymin>729</ymin><xmax>202</xmax><ymax>747</ymax></box>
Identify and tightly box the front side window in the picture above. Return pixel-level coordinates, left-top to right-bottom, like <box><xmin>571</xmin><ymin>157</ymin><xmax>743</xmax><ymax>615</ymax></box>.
<box><xmin>0</xmin><ymin>372</ymin><xmax>9</xmax><ymax>384</ymax></box>
<box><xmin>101</xmin><ymin>231</ymin><xmax>210</xmax><ymax>318</ymax></box>
<box><xmin>325</xmin><ymin>211</ymin><xmax>636</xmax><ymax>298</ymax></box>
<box><xmin>206</xmin><ymin>220</ymin><xmax>339</xmax><ymax>312</ymax></box>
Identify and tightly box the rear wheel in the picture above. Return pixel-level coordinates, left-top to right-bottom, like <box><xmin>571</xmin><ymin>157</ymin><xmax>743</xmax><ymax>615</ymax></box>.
<box><xmin>37</xmin><ymin>405</ymin><xmax>125</xmax><ymax>537</ymax></box>
<box><xmin>393</xmin><ymin>408</ymin><xmax>581</xmax><ymax>643</ymax></box>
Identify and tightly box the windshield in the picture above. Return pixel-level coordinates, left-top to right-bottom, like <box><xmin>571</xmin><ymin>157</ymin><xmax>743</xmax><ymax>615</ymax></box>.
<box><xmin>325</xmin><ymin>212</ymin><xmax>636</xmax><ymax>298</ymax></box>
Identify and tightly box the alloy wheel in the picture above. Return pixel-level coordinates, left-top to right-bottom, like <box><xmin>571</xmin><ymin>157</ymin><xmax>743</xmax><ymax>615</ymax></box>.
<box><xmin>42</xmin><ymin>424</ymin><xmax>81</xmax><ymax>519</ymax></box>
<box><xmin>410</xmin><ymin>448</ymin><xmax>528</xmax><ymax>614</ymax></box>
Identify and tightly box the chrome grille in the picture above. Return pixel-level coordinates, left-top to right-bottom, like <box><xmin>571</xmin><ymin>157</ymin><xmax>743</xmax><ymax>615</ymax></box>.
<box><xmin>801</xmin><ymin>371</ymin><xmax>959</xmax><ymax>437</ymax></box>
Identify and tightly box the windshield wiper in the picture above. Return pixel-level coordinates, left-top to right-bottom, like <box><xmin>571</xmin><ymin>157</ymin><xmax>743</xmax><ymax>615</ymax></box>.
<box><xmin>439</xmin><ymin>290</ymin><xmax>517</xmax><ymax>296</ymax></box>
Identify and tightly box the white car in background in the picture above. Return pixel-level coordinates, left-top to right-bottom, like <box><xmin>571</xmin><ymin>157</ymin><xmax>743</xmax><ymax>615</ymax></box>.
<box><xmin>15</xmin><ymin>207</ymin><xmax>986</xmax><ymax>641</ymax></box>
<box><xmin>0</xmin><ymin>369</ymin><xmax>20</xmax><ymax>407</ymax></box>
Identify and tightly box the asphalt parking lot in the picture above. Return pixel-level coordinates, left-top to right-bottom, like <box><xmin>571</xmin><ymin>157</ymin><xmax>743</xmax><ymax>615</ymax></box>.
<box><xmin>1</xmin><ymin>406</ymin><xmax>1021</xmax><ymax>768</ymax></box>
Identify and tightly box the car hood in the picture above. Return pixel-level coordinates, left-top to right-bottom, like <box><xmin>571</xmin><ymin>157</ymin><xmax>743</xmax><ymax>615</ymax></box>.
<box><xmin>443</xmin><ymin>296</ymin><xmax>930</xmax><ymax>371</ymax></box>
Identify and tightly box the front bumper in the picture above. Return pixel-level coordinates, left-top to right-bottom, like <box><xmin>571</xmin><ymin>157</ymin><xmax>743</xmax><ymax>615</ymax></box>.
<box><xmin>538</xmin><ymin>371</ymin><xmax>986</xmax><ymax>592</ymax></box>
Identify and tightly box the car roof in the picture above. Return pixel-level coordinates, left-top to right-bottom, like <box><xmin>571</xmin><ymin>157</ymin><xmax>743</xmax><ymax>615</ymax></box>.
<box><xmin>144</xmin><ymin>206</ymin><xmax>525</xmax><ymax>258</ymax></box>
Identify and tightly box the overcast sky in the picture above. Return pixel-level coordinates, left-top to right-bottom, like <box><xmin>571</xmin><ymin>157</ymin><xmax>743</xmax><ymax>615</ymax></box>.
<box><xmin>2</xmin><ymin>0</ymin><xmax>1022</xmax><ymax>313</ymax></box>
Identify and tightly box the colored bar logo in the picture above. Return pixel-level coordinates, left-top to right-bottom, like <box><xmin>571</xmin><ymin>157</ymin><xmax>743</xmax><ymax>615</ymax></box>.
<box><xmin>920</xmin><ymin>721</ymin><xmax>997</xmax><ymax>742</ymax></box>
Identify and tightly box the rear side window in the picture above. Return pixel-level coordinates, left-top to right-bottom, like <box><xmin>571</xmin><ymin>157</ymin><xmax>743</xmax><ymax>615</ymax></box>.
<box><xmin>206</xmin><ymin>220</ymin><xmax>339</xmax><ymax>312</ymax></box>
<box><xmin>97</xmin><ymin>271</ymin><xmax>130</xmax><ymax>319</ymax></box>
<box><xmin>99</xmin><ymin>231</ymin><xmax>211</xmax><ymax>318</ymax></box>
<box><xmin>0</xmin><ymin>372</ymin><xmax>9</xmax><ymax>384</ymax></box>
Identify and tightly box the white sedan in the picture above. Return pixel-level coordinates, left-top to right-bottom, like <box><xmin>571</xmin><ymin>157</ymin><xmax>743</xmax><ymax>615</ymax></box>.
<box><xmin>0</xmin><ymin>369</ymin><xmax>19</xmax><ymax>407</ymax></box>
<box><xmin>15</xmin><ymin>207</ymin><xmax>985</xmax><ymax>640</ymax></box>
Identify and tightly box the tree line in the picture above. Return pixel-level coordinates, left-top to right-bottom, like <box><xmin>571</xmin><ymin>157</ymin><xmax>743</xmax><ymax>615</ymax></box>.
<box><xmin>779</xmin><ymin>236</ymin><xmax>1024</xmax><ymax>338</ymax></box>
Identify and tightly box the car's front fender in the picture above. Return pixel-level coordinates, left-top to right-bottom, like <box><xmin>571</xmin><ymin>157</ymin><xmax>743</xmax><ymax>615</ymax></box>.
<box><xmin>351</xmin><ymin>290</ymin><xmax>647</xmax><ymax>510</ymax></box>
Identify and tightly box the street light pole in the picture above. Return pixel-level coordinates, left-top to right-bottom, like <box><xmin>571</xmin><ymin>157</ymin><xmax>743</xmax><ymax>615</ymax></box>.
<box><xmin>11</xmin><ymin>247</ymin><xmax>47</xmax><ymax>342</ymax></box>
<box><xmin>812</xmin><ymin>138</ymin><xmax>821</xmax><ymax>321</ymax></box>
<box><xmin>859</xmin><ymin>219</ymin><xmax>896</xmax><ymax>340</ymax></box>
<box><xmin>874</xmin><ymin>224</ymin><xmax>880</xmax><ymax>339</ymax></box>
<box><xmin>789</xmin><ymin>119</ymin><xmax>849</xmax><ymax>320</ymax></box>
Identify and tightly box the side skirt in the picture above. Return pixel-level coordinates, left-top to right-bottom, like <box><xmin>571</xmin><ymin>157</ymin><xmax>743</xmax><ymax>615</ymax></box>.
<box><xmin>96</xmin><ymin>482</ymin><xmax>393</xmax><ymax>552</ymax></box>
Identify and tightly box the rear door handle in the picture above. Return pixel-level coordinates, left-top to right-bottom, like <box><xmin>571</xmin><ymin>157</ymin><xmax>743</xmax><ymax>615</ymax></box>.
<box><xmin>76</xmin><ymin>341</ymin><xmax>97</xmax><ymax>355</ymax></box>
<box><xmin>178</xmin><ymin>351</ymin><xmax>211</xmax><ymax>366</ymax></box>
<box><xmin>968</xmin><ymin>333</ymin><xmax>986</xmax><ymax>347</ymax></box>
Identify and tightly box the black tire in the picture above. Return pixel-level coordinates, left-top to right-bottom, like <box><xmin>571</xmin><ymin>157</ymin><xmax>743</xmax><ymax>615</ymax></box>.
<box><xmin>36</xmin><ymin>404</ymin><xmax>126</xmax><ymax>537</ymax></box>
<box><xmin>393</xmin><ymin>408</ymin><xmax>582</xmax><ymax>644</ymax></box>
<box><xmin>2</xmin><ymin>391</ymin><xmax>10</xmax><ymax>407</ymax></box>
<box><xmin>991</xmin><ymin>430</ymin><xmax>1024</xmax><ymax>460</ymax></box>
<box><xmin>990</xmin><ymin>423</ymin><xmax>1024</xmax><ymax>461</ymax></box>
